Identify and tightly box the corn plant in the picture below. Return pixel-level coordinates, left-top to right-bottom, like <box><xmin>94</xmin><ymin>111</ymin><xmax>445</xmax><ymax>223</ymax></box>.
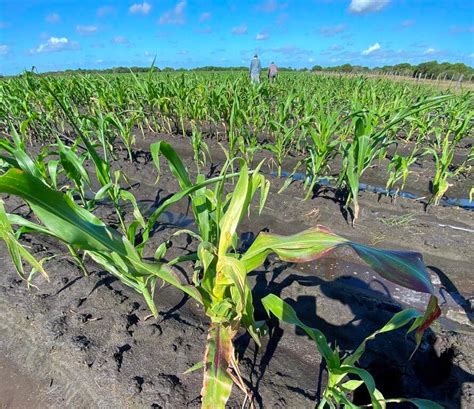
<box><xmin>149</xmin><ymin>143</ymin><xmax>441</xmax><ymax>408</ymax></box>
<box><xmin>0</xmin><ymin>167</ymin><xmax>204</xmax><ymax>316</ymax></box>
<box><xmin>106</xmin><ymin>111</ymin><xmax>140</xmax><ymax>162</ymax></box>
<box><xmin>262</xmin><ymin>294</ymin><xmax>442</xmax><ymax>409</ymax></box>
<box><xmin>190</xmin><ymin>125</ymin><xmax>210</xmax><ymax>173</ymax></box>
<box><xmin>386</xmin><ymin>153</ymin><xmax>418</xmax><ymax>198</ymax></box>
<box><xmin>302</xmin><ymin>108</ymin><xmax>345</xmax><ymax>199</ymax></box>
<box><xmin>425</xmin><ymin>109</ymin><xmax>473</xmax><ymax>205</ymax></box>
<box><xmin>340</xmin><ymin>95</ymin><xmax>450</xmax><ymax>224</ymax></box>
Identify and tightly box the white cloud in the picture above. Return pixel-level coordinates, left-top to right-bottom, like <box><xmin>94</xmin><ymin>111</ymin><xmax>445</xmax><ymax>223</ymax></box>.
<box><xmin>76</xmin><ymin>25</ymin><xmax>98</xmax><ymax>35</ymax></box>
<box><xmin>30</xmin><ymin>37</ymin><xmax>79</xmax><ymax>54</ymax></box>
<box><xmin>349</xmin><ymin>0</ymin><xmax>389</xmax><ymax>14</ymax></box>
<box><xmin>97</xmin><ymin>6</ymin><xmax>115</xmax><ymax>17</ymax></box>
<box><xmin>112</xmin><ymin>36</ymin><xmax>129</xmax><ymax>44</ymax></box>
<box><xmin>0</xmin><ymin>45</ymin><xmax>10</xmax><ymax>55</ymax></box>
<box><xmin>129</xmin><ymin>2</ymin><xmax>151</xmax><ymax>15</ymax></box>
<box><xmin>232</xmin><ymin>23</ymin><xmax>248</xmax><ymax>35</ymax></box>
<box><xmin>256</xmin><ymin>31</ymin><xmax>270</xmax><ymax>41</ymax></box>
<box><xmin>45</xmin><ymin>13</ymin><xmax>60</xmax><ymax>23</ymax></box>
<box><xmin>319</xmin><ymin>24</ymin><xmax>347</xmax><ymax>37</ymax></box>
<box><xmin>424</xmin><ymin>48</ymin><xmax>436</xmax><ymax>55</ymax></box>
<box><xmin>256</xmin><ymin>0</ymin><xmax>288</xmax><ymax>13</ymax></box>
<box><xmin>159</xmin><ymin>1</ymin><xmax>186</xmax><ymax>25</ymax></box>
<box><xmin>362</xmin><ymin>42</ymin><xmax>381</xmax><ymax>55</ymax></box>
<box><xmin>199</xmin><ymin>12</ymin><xmax>211</xmax><ymax>22</ymax></box>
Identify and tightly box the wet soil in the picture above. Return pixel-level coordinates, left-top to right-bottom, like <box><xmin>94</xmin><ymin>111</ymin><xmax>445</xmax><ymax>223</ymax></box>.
<box><xmin>0</xmin><ymin>132</ymin><xmax>473</xmax><ymax>408</ymax></box>
<box><xmin>0</xmin><ymin>353</ymin><xmax>55</xmax><ymax>408</ymax></box>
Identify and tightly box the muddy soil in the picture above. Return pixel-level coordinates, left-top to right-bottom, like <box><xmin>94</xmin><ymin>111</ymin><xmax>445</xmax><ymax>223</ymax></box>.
<box><xmin>1</xmin><ymin>133</ymin><xmax>473</xmax><ymax>408</ymax></box>
<box><xmin>0</xmin><ymin>352</ymin><xmax>56</xmax><ymax>408</ymax></box>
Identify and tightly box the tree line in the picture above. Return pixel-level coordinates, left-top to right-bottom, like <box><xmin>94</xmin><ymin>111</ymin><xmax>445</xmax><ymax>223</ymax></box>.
<box><xmin>311</xmin><ymin>61</ymin><xmax>474</xmax><ymax>80</ymax></box>
<box><xmin>1</xmin><ymin>60</ymin><xmax>472</xmax><ymax>79</ymax></box>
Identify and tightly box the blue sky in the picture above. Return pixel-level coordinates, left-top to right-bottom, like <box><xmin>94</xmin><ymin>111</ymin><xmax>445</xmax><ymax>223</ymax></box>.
<box><xmin>1</xmin><ymin>0</ymin><xmax>473</xmax><ymax>75</ymax></box>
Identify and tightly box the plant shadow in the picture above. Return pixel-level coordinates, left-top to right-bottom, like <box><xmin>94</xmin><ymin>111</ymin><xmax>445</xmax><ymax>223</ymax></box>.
<box><xmin>428</xmin><ymin>265</ymin><xmax>473</xmax><ymax>323</ymax></box>
<box><xmin>235</xmin><ymin>257</ymin><xmax>473</xmax><ymax>408</ymax></box>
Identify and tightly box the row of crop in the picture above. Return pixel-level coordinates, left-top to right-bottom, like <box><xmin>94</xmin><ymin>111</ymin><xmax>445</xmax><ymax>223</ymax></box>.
<box><xmin>0</xmin><ymin>88</ymin><xmax>444</xmax><ymax>407</ymax></box>
<box><xmin>1</xmin><ymin>71</ymin><xmax>472</xmax><ymax>222</ymax></box>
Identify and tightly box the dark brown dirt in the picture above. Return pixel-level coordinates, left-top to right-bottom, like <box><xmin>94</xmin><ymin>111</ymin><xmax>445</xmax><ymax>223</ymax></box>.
<box><xmin>0</xmin><ymin>132</ymin><xmax>473</xmax><ymax>408</ymax></box>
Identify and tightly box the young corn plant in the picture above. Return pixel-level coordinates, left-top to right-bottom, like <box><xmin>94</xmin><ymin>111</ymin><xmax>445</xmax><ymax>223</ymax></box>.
<box><xmin>151</xmin><ymin>143</ymin><xmax>441</xmax><ymax>408</ymax></box>
<box><xmin>341</xmin><ymin>95</ymin><xmax>451</xmax><ymax>224</ymax></box>
<box><xmin>190</xmin><ymin>125</ymin><xmax>210</xmax><ymax>174</ymax></box>
<box><xmin>0</xmin><ymin>167</ymin><xmax>203</xmax><ymax>317</ymax></box>
<box><xmin>107</xmin><ymin>111</ymin><xmax>140</xmax><ymax>162</ymax></box>
<box><xmin>302</xmin><ymin>109</ymin><xmax>344</xmax><ymax>199</ymax></box>
<box><xmin>386</xmin><ymin>153</ymin><xmax>418</xmax><ymax>198</ymax></box>
<box><xmin>262</xmin><ymin>294</ymin><xmax>442</xmax><ymax>409</ymax></box>
<box><xmin>425</xmin><ymin>110</ymin><xmax>473</xmax><ymax>205</ymax></box>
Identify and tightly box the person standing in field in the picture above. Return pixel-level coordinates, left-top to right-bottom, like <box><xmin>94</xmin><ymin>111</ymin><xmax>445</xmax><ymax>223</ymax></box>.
<box><xmin>268</xmin><ymin>61</ymin><xmax>278</xmax><ymax>82</ymax></box>
<box><xmin>249</xmin><ymin>54</ymin><xmax>261</xmax><ymax>83</ymax></box>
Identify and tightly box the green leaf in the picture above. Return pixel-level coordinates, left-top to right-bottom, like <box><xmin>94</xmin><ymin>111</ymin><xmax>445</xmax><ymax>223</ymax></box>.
<box><xmin>0</xmin><ymin>200</ymin><xmax>48</xmax><ymax>281</ymax></box>
<box><xmin>344</xmin><ymin>308</ymin><xmax>422</xmax><ymax>366</ymax></box>
<box><xmin>241</xmin><ymin>226</ymin><xmax>347</xmax><ymax>273</ymax></box>
<box><xmin>332</xmin><ymin>365</ymin><xmax>383</xmax><ymax>409</ymax></box>
<box><xmin>261</xmin><ymin>294</ymin><xmax>339</xmax><ymax>369</ymax></box>
<box><xmin>150</xmin><ymin>141</ymin><xmax>192</xmax><ymax>189</ymax></box>
<box><xmin>183</xmin><ymin>360</ymin><xmax>204</xmax><ymax>375</ymax></box>
<box><xmin>0</xmin><ymin>168</ymin><xmax>203</xmax><ymax>311</ymax></box>
<box><xmin>0</xmin><ymin>168</ymin><xmax>130</xmax><ymax>256</ymax></box>
<box><xmin>383</xmin><ymin>398</ymin><xmax>444</xmax><ymax>409</ymax></box>
<box><xmin>218</xmin><ymin>162</ymin><xmax>249</xmax><ymax>257</ymax></box>
<box><xmin>216</xmin><ymin>255</ymin><xmax>247</xmax><ymax>312</ymax></box>
<box><xmin>340</xmin><ymin>380</ymin><xmax>364</xmax><ymax>391</ymax></box>
<box><xmin>56</xmin><ymin>138</ymin><xmax>91</xmax><ymax>189</ymax></box>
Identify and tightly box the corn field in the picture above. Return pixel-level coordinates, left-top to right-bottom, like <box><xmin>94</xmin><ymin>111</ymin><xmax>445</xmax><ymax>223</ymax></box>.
<box><xmin>0</xmin><ymin>70</ymin><xmax>472</xmax><ymax>408</ymax></box>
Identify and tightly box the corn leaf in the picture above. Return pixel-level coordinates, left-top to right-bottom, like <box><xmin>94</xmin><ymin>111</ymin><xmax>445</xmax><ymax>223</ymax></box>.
<box><xmin>218</xmin><ymin>162</ymin><xmax>249</xmax><ymax>257</ymax></box>
<box><xmin>0</xmin><ymin>168</ymin><xmax>130</xmax><ymax>255</ymax></box>
<box><xmin>240</xmin><ymin>226</ymin><xmax>347</xmax><ymax>273</ymax></box>
<box><xmin>332</xmin><ymin>365</ymin><xmax>383</xmax><ymax>409</ymax></box>
<box><xmin>262</xmin><ymin>293</ymin><xmax>339</xmax><ymax>369</ymax></box>
<box><xmin>344</xmin><ymin>308</ymin><xmax>423</xmax><ymax>366</ymax></box>
<box><xmin>244</xmin><ymin>226</ymin><xmax>440</xmax><ymax>345</ymax></box>
<box><xmin>0</xmin><ymin>200</ymin><xmax>48</xmax><ymax>280</ymax></box>
<box><xmin>150</xmin><ymin>140</ymin><xmax>192</xmax><ymax>189</ymax></box>
<box><xmin>384</xmin><ymin>398</ymin><xmax>443</xmax><ymax>409</ymax></box>
<box><xmin>347</xmin><ymin>242</ymin><xmax>434</xmax><ymax>294</ymax></box>
<box><xmin>0</xmin><ymin>168</ymin><xmax>203</xmax><ymax>308</ymax></box>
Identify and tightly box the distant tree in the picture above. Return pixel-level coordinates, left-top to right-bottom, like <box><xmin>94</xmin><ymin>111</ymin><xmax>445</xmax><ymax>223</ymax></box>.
<box><xmin>10</xmin><ymin>60</ymin><xmax>472</xmax><ymax>79</ymax></box>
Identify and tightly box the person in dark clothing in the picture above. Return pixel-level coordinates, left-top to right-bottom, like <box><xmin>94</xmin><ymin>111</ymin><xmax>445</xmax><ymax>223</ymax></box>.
<box><xmin>268</xmin><ymin>62</ymin><xmax>278</xmax><ymax>82</ymax></box>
